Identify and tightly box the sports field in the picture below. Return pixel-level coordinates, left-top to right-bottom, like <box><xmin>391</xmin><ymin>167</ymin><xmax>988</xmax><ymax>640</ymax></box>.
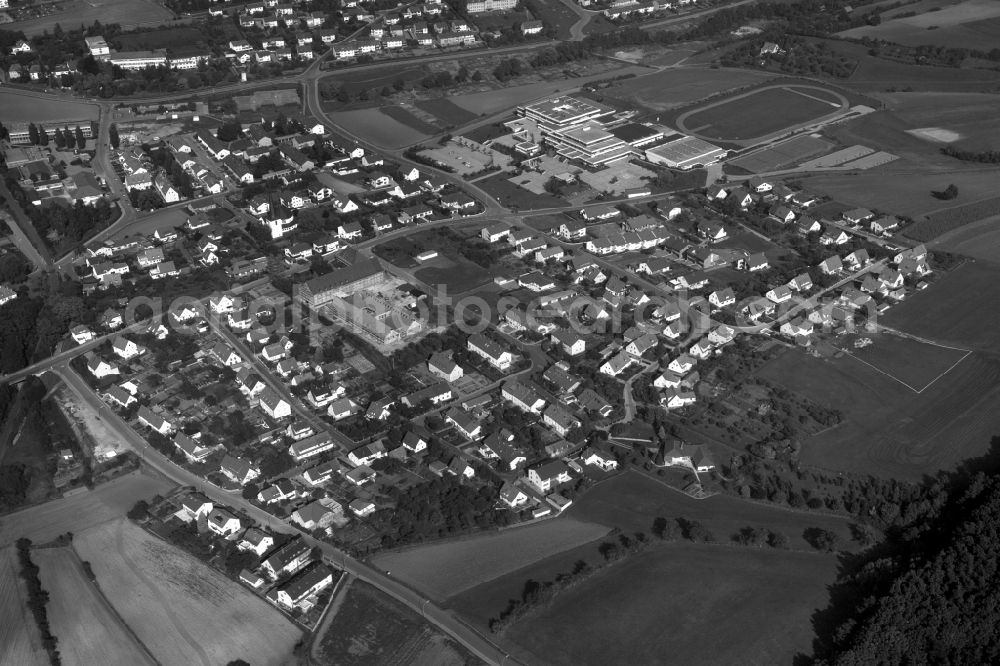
<box><xmin>7</xmin><ymin>0</ymin><xmax>176</xmax><ymax>36</ymax></box>
<box><xmin>679</xmin><ymin>85</ymin><xmax>847</xmax><ymax>143</ymax></box>
<box><xmin>599</xmin><ymin>67</ymin><xmax>772</xmax><ymax>112</ymax></box>
<box><xmin>759</xmin><ymin>343</ymin><xmax>1000</xmax><ymax>479</ymax></box>
<box><xmin>728</xmin><ymin>134</ymin><xmax>835</xmax><ymax>173</ymax></box>
<box><xmin>839</xmin><ymin>0</ymin><xmax>1000</xmax><ymax>50</ymax></box>
<box><xmin>117</xmin><ymin>26</ymin><xmax>205</xmax><ymax>51</ymax></box>
<box><xmin>35</xmin><ymin>547</ymin><xmax>156</xmax><ymax>666</ymax></box>
<box><xmin>504</xmin><ymin>543</ymin><xmax>838</xmax><ymax>666</ymax></box>
<box><xmin>0</xmin><ymin>547</ymin><xmax>48</xmax><ymax>666</ymax></box>
<box><xmin>371</xmin><ymin>518</ymin><xmax>609</xmax><ymax>601</ymax></box>
<box><xmin>0</xmin><ymin>90</ymin><xmax>98</xmax><ymax>124</ymax></box>
<box><xmin>74</xmin><ymin>519</ymin><xmax>301</xmax><ymax>666</ymax></box>
<box><xmin>328</xmin><ymin>108</ymin><xmax>431</xmax><ymax>149</ymax></box>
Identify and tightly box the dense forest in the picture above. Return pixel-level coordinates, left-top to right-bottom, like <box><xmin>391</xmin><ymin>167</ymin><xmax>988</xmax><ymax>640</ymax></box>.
<box><xmin>810</xmin><ymin>440</ymin><xmax>1000</xmax><ymax>664</ymax></box>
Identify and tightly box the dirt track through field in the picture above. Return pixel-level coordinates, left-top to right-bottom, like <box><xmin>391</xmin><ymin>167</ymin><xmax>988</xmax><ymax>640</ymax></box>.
<box><xmin>114</xmin><ymin>521</ymin><xmax>213</xmax><ymax>666</ymax></box>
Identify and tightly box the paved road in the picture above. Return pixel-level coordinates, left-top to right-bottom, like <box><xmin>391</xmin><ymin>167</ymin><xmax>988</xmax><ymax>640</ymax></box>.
<box><xmin>53</xmin><ymin>363</ymin><xmax>521</xmax><ymax>665</ymax></box>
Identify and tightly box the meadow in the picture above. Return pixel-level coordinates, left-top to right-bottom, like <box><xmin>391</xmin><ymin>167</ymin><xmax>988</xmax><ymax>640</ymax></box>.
<box><xmin>117</xmin><ymin>26</ymin><xmax>206</xmax><ymax>51</ymax></box>
<box><xmin>314</xmin><ymin>580</ymin><xmax>476</xmax><ymax>666</ymax></box>
<box><xmin>842</xmin><ymin>333</ymin><xmax>970</xmax><ymax>392</ymax></box>
<box><xmin>380</xmin><ymin>105</ymin><xmax>442</xmax><ymax>136</ymax></box>
<box><xmin>7</xmin><ymin>0</ymin><xmax>176</xmax><ymax>36</ymax></box>
<box><xmin>35</xmin><ymin>547</ymin><xmax>156</xmax><ymax>666</ymax></box>
<box><xmin>414</xmin><ymin>98</ymin><xmax>479</xmax><ymax>128</ymax></box>
<box><xmin>74</xmin><ymin>519</ymin><xmax>301</xmax><ymax>666</ymax></box>
<box><xmin>679</xmin><ymin>85</ymin><xmax>846</xmax><ymax>142</ymax></box>
<box><xmin>0</xmin><ymin>547</ymin><xmax>49</xmax><ymax>666</ymax></box>
<box><xmin>0</xmin><ymin>90</ymin><xmax>98</xmax><ymax>124</ymax></box>
<box><xmin>504</xmin><ymin>542</ymin><xmax>838</xmax><ymax>666</ymax></box>
<box><xmin>372</xmin><ymin>518</ymin><xmax>610</xmax><ymax>601</ymax></box>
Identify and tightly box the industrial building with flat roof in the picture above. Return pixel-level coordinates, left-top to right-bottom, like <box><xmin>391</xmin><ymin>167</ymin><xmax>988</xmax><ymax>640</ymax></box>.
<box><xmin>517</xmin><ymin>96</ymin><xmax>617</xmax><ymax>135</ymax></box>
<box><xmin>644</xmin><ymin>133</ymin><xmax>727</xmax><ymax>170</ymax></box>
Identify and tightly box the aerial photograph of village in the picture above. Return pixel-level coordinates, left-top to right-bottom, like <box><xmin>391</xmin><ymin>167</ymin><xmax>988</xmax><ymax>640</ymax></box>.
<box><xmin>1</xmin><ymin>0</ymin><xmax>999</xmax><ymax>662</ymax></box>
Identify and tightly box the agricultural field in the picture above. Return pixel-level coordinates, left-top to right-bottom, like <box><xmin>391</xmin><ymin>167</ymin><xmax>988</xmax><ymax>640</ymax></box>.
<box><xmin>597</xmin><ymin>67</ymin><xmax>772</xmax><ymax>113</ymax></box>
<box><xmin>328</xmin><ymin>108</ymin><xmax>431</xmax><ymax>149</ymax></box>
<box><xmin>678</xmin><ymin>85</ymin><xmax>847</xmax><ymax>143</ymax></box>
<box><xmin>798</xmin><ymin>170</ymin><xmax>1000</xmax><ymax>220</ymax></box>
<box><xmin>74</xmin><ymin>519</ymin><xmax>301</xmax><ymax>666</ymax></box>
<box><xmin>314</xmin><ymin>580</ymin><xmax>479</xmax><ymax>666</ymax></box>
<box><xmin>904</xmin><ymin>197</ymin><xmax>1000</xmax><ymax>242</ymax></box>
<box><xmin>930</xmin><ymin>213</ymin><xmax>1000</xmax><ymax>260</ymax></box>
<box><xmin>414</xmin><ymin>98</ymin><xmax>479</xmax><ymax>128</ymax></box>
<box><xmin>758</xmin><ymin>342</ymin><xmax>1000</xmax><ymax>480</ymax></box>
<box><xmin>0</xmin><ymin>472</ymin><xmax>173</xmax><ymax>548</ymax></box>
<box><xmin>0</xmin><ymin>547</ymin><xmax>48</xmax><ymax>666</ymax></box>
<box><xmin>0</xmin><ymin>89</ymin><xmax>98</xmax><ymax>124</ymax></box>
<box><xmin>838</xmin><ymin>0</ymin><xmax>1000</xmax><ymax>50</ymax></box>
<box><xmin>6</xmin><ymin>0</ymin><xmax>176</xmax><ymax>36</ymax></box>
<box><xmin>380</xmin><ymin>105</ymin><xmax>442</xmax><ymax>136</ymax></box>
<box><xmin>371</xmin><ymin>518</ymin><xmax>610</xmax><ymax>601</ymax></box>
<box><xmin>323</xmin><ymin>65</ymin><xmax>427</xmax><ymax>94</ymax></box>
<box><xmin>34</xmin><ymin>547</ymin><xmax>155</xmax><ymax>666</ymax></box>
<box><xmin>504</xmin><ymin>542</ymin><xmax>837</xmax><ymax>666</ymax></box>
<box><xmin>728</xmin><ymin>134</ymin><xmax>835</xmax><ymax>173</ymax></box>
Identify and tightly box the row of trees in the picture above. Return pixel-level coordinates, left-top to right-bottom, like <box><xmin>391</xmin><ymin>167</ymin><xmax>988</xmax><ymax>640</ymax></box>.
<box><xmin>16</xmin><ymin>539</ymin><xmax>61</xmax><ymax>665</ymax></box>
<box><xmin>24</xmin><ymin>124</ymin><xmax>88</xmax><ymax>149</ymax></box>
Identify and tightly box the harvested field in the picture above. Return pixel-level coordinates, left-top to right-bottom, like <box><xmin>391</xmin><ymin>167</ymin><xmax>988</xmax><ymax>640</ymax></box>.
<box><xmin>0</xmin><ymin>547</ymin><xmax>48</xmax><ymax>666</ymax></box>
<box><xmin>759</xmin><ymin>343</ymin><xmax>1000</xmax><ymax>479</ymax></box>
<box><xmin>679</xmin><ymin>85</ymin><xmax>847</xmax><ymax>143</ymax></box>
<box><xmin>371</xmin><ymin>518</ymin><xmax>610</xmax><ymax>601</ymax></box>
<box><xmin>35</xmin><ymin>547</ymin><xmax>156</xmax><ymax>666</ymax></box>
<box><xmin>74</xmin><ymin>519</ymin><xmax>301</xmax><ymax>666</ymax></box>
<box><xmin>314</xmin><ymin>580</ymin><xmax>480</xmax><ymax>666</ymax></box>
<box><xmin>328</xmin><ymin>108</ymin><xmax>430</xmax><ymax>149</ymax></box>
<box><xmin>7</xmin><ymin>0</ymin><xmax>176</xmax><ymax>36</ymax></box>
<box><xmin>728</xmin><ymin>134</ymin><xmax>834</xmax><ymax>172</ymax></box>
<box><xmin>0</xmin><ymin>89</ymin><xmax>98</xmax><ymax>123</ymax></box>
<box><xmin>504</xmin><ymin>543</ymin><xmax>838</xmax><ymax>666</ymax></box>
<box><xmin>599</xmin><ymin>67</ymin><xmax>772</xmax><ymax>112</ymax></box>
<box><xmin>0</xmin><ymin>472</ymin><xmax>173</xmax><ymax>548</ymax></box>
<box><xmin>799</xmin><ymin>170</ymin><xmax>1000</xmax><ymax>220</ymax></box>
<box><xmin>414</xmin><ymin>97</ymin><xmax>480</xmax><ymax>127</ymax></box>
<box><xmin>838</xmin><ymin>0</ymin><xmax>1000</xmax><ymax>50</ymax></box>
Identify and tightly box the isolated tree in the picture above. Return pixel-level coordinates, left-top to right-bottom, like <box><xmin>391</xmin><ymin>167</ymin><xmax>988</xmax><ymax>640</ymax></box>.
<box><xmin>767</xmin><ymin>531</ymin><xmax>789</xmax><ymax>549</ymax></box>
<box><xmin>108</xmin><ymin>123</ymin><xmax>120</xmax><ymax>149</ymax></box>
<box><xmin>805</xmin><ymin>527</ymin><xmax>840</xmax><ymax>552</ymax></box>
<box><xmin>127</xmin><ymin>500</ymin><xmax>149</xmax><ymax>520</ymax></box>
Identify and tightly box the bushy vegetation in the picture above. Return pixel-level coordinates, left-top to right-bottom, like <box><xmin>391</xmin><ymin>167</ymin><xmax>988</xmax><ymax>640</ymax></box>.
<box><xmin>16</xmin><ymin>539</ymin><xmax>62</xmax><ymax>665</ymax></box>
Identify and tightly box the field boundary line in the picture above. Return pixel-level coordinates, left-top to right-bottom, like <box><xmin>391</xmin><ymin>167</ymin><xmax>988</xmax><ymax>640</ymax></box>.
<box><xmin>782</xmin><ymin>86</ymin><xmax>841</xmax><ymax>107</ymax></box>
<box><xmin>915</xmin><ymin>349</ymin><xmax>973</xmax><ymax>394</ymax></box>
<box><xmin>841</xmin><ymin>351</ymin><xmax>921</xmax><ymax>393</ymax></box>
